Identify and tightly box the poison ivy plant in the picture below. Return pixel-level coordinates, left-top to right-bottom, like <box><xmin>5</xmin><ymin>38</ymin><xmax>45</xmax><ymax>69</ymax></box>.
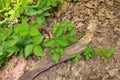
<box><xmin>43</xmin><ymin>20</ymin><xmax>78</xmax><ymax>63</ymax></box>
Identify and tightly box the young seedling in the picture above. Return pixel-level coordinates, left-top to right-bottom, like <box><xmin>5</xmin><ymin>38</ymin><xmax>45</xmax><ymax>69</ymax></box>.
<box><xmin>83</xmin><ymin>44</ymin><xmax>96</xmax><ymax>59</ymax></box>
<box><xmin>83</xmin><ymin>44</ymin><xmax>116</xmax><ymax>61</ymax></box>
<box><xmin>71</xmin><ymin>54</ymin><xmax>82</xmax><ymax>63</ymax></box>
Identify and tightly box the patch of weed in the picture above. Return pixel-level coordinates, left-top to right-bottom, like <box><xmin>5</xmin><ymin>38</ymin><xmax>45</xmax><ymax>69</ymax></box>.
<box><xmin>43</xmin><ymin>20</ymin><xmax>78</xmax><ymax>62</ymax></box>
<box><xmin>83</xmin><ymin>44</ymin><xmax>115</xmax><ymax>61</ymax></box>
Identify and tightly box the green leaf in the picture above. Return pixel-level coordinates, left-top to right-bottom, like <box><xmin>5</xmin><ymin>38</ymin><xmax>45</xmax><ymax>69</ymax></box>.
<box><xmin>0</xmin><ymin>27</ymin><xmax>13</xmax><ymax>41</ymax></box>
<box><xmin>69</xmin><ymin>37</ymin><xmax>78</xmax><ymax>42</ymax></box>
<box><xmin>29</xmin><ymin>27</ymin><xmax>40</xmax><ymax>36</ymax></box>
<box><xmin>107</xmin><ymin>48</ymin><xmax>115</xmax><ymax>54</ymax></box>
<box><xmin>43</xmin><ymin>39</ymin><xmax>55</xmax><ymax>47</ymax></box>
<box><xmin>23</xmin><ymin>38</ymin><xmax>33</xmax><ymax>45</ymax></box>
<box><xmin>30</xmin><ymin>21</ymin><xmax>41</xmax><ymax>28</ymax></box>
<box><xmin>7</xmin><ymin>24</ymin><xmax>14</xmax><ymax>35</ymax></box>
<box><xmin>83</xmin><ymin>44</ymin><xmax>95</xmax><ymax>59</ymax></box>
<box><xmin>54</xmin><ymin>48</ymin><xmax>60</xmax><ymax>53</ymax></box>
<box><xmin>58</xmin><ymin>0</ymin><xmax>63</xmax><ymax>3</ymax></box>
<box><xmin>36</xmin><ymin>6</ymin><xmax>50</xmax><ymax>15</ymax></box>
<box><xmin>19</xmin><ymin>49</ymin><xmax>24</xmax><ymax>60</ymax></box>
<box><xmin>74</xmin><ymin>56</ymin><xmax>80</xmax><ymax>63</ymax></box>
<box><xmin>59</xmin><ymin>35</ymin><xmax>67</xmax><ymax>42</ymax></box>
<box><xmin>22</xmin><ymin>17</ymin><xmax>29</xmax><ymax>25</ymax></box>
<box><xmin>25</xmin><ymin>44</ymin><xmax>34</xmax><ymax>57</ymax></box>
<box><xmin>6</xmin><ymin>46</ymin><xmax>19</xmax><ymax>53</ymax></box>
<box><xmin>65</xmin><ymin>20</ymin><xmax>73</xmax><ymax>29</ymax></box>
<box><xmin>71</xmin><ymin>54</ymin><xmax>82</xmax><ymax>63</ymax></box>
<box><xmin>107</xmin><ymin>48</ymin><xmax>115</xmax><ymax>57</ymax></box>
<box><xmin>50</xmin><ymin>48</ymin><xmax>55</xmax><ymax>54</ymax></box>
<box><xmin>56</xmin><ymin>39</ymin><xmax>69</xmax><ymax>47</ymax></box>
<box><xmin>0</xmin><ymin>51</ymin><xmax>3</xmax><ymax>56</ymax></box>
<box><xmin>26</xmin><ymin>6</ymin><xmax>50</xmax><ymax>16</ymax></box>
<box><xmin>51</xmin><ymin>0</ymin><xmax>57</xmax><ymax>7</ymax></box>
<box><xmin>59</xmin><ymin>22</ymin><xmax>66</xmax><ymax>28</ymax></box>
<box><xmin>0</xmin><ymin>53</ymin><xmax>8</xmax><ymax>66</ymax></box>
<box><xmin>33</xmin><ymin>45</ymin><xmax>43</xmax><ymax>56</ymax></box>
<box><xmin>5</xmin><ymin>39</ymin><xmax>18</xmax><ymax>48</ymax></box>
<box><xmin>58</xmin><ymin>47</ymin><xmax>65</xmax><ymax>54</ymax></box>
<box><xmin>14</xmin><ymin>18</ymin><xmax>29</xmax><ymax>36</ymax></box>
<box><xmin>69</xmin><ymin>28</ymin><xmax>75</xmax><ymax>36</ymax></box>
<box><xmin>20</xmin><ymin>30</ymin><xmax>29</xmax><ymax>36</ymax></box>
<box><xmin>32</xmin><ymin>35</ymin><xmax>44</xmax><ymax>44</ymax></box>
<box><xmin>26</xmin><ymin>8</ymin><xmax>36</xmax><ymax>16</ymax></box>
<box><xmin>95</xmin><ymin>48</ymin><xmax>107</xmax><ymax>55</ymax></box>
<box><xmin>52</xmin><ymin>53</ymin><xmax>60</xmax><ymax>63</ymax></box>
<box><xmin>55</xmin><ymin>27</ymin><xmax>64</xmax><ymax>37</ymax></box>
<box><xmin>42</xmin><ymin>12</ymin><xmax>50</xmax><ymax>17</ymax></box>
<box><xmin>53</xmin><ymin>23</ymin><xmax>59</xmax><ymax>28</ymax></box>
<box><xmin>36</xmin><ymin>15</ymin><xmax>45</xmax><ymax>24</ymax></box>
<box><xmin>12</xmin><ymin>36</ymin><xmax>29</xmax><ymax>46</ymax></box>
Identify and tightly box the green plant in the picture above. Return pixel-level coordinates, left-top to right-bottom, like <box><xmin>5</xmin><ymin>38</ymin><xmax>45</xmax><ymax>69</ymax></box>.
<box><xmin>71</xmin><ymin>54</ymin><xmax>82</xmax><ymax>63</ymax></box>
<box><xmin>95</xmin><ymin>48</ymin><xmax>115</xmax><ymax>61</ymax></box>
<box><xmin>1</xmin><ymin>0</ymin><xmax>115</xmax><ymax>67</ymax></box>
<box><xmin>83</xmin><ymin>44</ymin><xmax>96</xmax><ymax>59</ymax></box>
<box><xmin>43</xmin><ymin>20</ymin><xmax>78</xmax><ymax>63</ymax></box>
<box><xmin>83</xmin><ymin>44</ymin><xmax>115</xmax><ymax>61</ymax></box>
<box><xmin>0</xmin><ymin>0</ymin><xmax>64</xmax><ymax>66</ymax></box>
<box><xmin>0</xmin><ymin>25</ymin><xmax>18</xmax><ymax>65</ymax></box>
<box><xmin>0</xmin><ymin>0</ymin><xmax>33</xmax><ymax>24</ymax></box>
<box><xmin>0</xmin><ymin>17</ymin><xmax>44</xmax><ymax>66</ymax></box>
<box><xmin>13</xmin><ymin>17</ymin><xmax>44</xmax><ymax>57</ymax></box>
<box><xmin>26</xmin><ymin>0</ymin><xmax>63</xmax><ymax>24</ymax></box>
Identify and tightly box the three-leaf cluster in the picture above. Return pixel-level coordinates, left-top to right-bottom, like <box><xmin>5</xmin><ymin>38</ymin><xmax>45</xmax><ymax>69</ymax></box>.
<box><xmin>43</xmin><ymin>20</ymin><xmax>78</xmax><ymax>62</ymax></box>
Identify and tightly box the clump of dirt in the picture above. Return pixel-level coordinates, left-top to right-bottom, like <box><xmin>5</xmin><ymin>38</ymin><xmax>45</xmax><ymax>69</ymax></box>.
<box><xmin>0</xmin><ymin>56</ymin><xmax>27</xmax><ymax>80</ymax></box>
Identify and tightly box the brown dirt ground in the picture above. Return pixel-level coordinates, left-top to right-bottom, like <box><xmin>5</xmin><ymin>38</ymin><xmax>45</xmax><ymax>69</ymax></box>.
<box><xmin>0</xmin><ymin>0</ymin><xmax>120</xmax><ymax>80</ymax></box>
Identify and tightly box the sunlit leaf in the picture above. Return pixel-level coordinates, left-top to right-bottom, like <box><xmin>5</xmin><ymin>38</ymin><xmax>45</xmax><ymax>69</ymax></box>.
<box><xmin>32</xmin><ymin>35</ymin><xmax>44</xmax><ymax>44</ymax></box>
<box><xmin>43</xmin><ymin>39</ymin><xmax>55</xmax><ymax>47</ymax></box>
<box><xmin>29</xmin><ymin>27</ymin><xmax>40</xmax><ymax>36</ymax></box>
<box><xmin>56</xmin><ymin>39</ymin><xmax>69</xmax><ymax>47</ymax></box>
<box><xmin>55</xmin><ymin>27</ymin><xmax>64</xmax><ymax>37</ymax></box>
<box><xmin>33</xmin><ymin>45</ymin><xmax>43</xmax><ymax>56</ymax></box>
<box><xmin>25</xmin><ymin>44</ymin><xmax>34</xmax><ymax>57</ymax></box>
